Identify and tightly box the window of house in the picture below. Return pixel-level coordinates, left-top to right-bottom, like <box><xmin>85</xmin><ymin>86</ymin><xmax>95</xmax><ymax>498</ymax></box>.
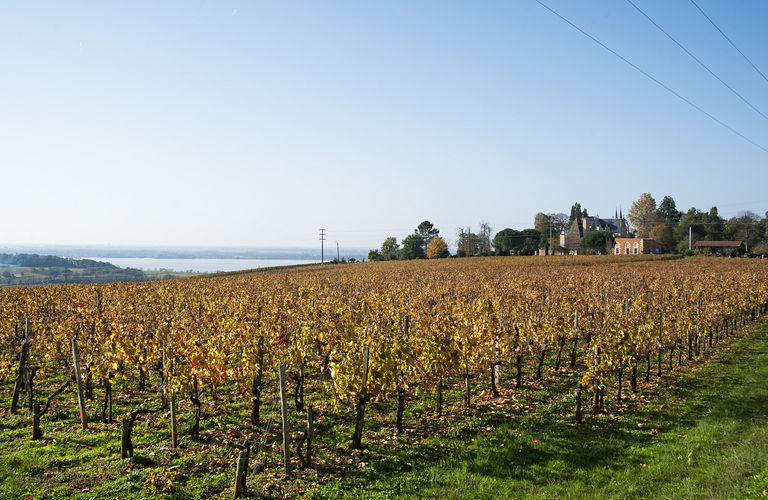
<box><xmin>633</xmin><ymin>242</ymin><xmax>639</xmax><ymax>254</ymax></box>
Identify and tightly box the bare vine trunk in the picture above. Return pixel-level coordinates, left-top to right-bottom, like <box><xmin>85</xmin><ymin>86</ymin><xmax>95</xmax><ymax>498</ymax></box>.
<box><xmin>436</xmin><ymin>378</ymin><xmax>443</xmax><ymax>417</ymax></box>
<box><xmin>396</xmin><ymin>388</ymin><xmax>405</xmax><ymax>434</ymax></box>
<box><xmin>535</xmin><ymin>349</ymin><xmax>548</xmax><ymax>380</ymax></box>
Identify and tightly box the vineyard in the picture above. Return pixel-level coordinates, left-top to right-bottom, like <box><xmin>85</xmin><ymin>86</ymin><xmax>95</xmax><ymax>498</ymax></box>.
<box><xmin>2</xmin><ymin>255</ymin><xmax>768</xmax><ymax>498</ymax></box>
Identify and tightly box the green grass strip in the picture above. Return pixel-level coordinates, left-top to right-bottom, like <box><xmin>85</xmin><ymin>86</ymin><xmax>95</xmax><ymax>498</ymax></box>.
<box><xmin>315</xmin><ymin>324</ymin><xmax>768</xmax><ymax>499</ymax></box>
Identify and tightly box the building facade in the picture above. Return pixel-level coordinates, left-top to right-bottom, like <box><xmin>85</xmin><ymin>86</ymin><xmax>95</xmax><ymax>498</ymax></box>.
<box><xmin>614</xmin><ymin>238</ymin><xmax>662</xmax><ymax>255</ymax></box>
<box><xmin>558</xmin><ymin>214</ymin><xmax>629</xmax><ymax>255</ymax></box>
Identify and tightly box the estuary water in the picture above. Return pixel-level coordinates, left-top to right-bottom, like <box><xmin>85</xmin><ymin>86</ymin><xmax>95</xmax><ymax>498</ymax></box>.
<box><xmin>83</xmin><ymin>257</ymin><xmax>317</xmax><ymax>273</ymax></box>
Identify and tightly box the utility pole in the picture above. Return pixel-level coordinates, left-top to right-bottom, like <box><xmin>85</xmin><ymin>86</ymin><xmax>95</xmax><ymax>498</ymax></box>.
<box><xmin>549</xmin><ymin>219</ymin><xmax>552</xmax><ymax>256</ymax></box>
<box><xmin>745</xmin><ymin>224</ymin><xmax>750</xmax><ymax>253</ymax></box>
<box><xmin>336</xmin><ymin>241</ymin><xmax>340</xmax><ymax>262</ymax></box>
<box><xmin>319</xmin><ymin>229</ymin><xmax>326</xmax><ymax>264</ymax></box>
<box><xmin>689</xmin><ymin>225</ymin><xmax>692</xmax><ymax>251</ymax></box>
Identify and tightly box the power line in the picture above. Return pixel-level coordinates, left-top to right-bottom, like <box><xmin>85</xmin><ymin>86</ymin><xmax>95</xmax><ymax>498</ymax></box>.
<box><xmin>625</xmin><ymin>0</ymin><xmax>768</xmax><ymax>123</ymax></box>
<box><xmin>689</xmin><ymin>0</ymin><xmax>768</xmax><ymax>86</ymax></box>
<box><xmin>532</xmin><ymin>0</ymin><xmax>768</xmax><ymax>155</ymax></box>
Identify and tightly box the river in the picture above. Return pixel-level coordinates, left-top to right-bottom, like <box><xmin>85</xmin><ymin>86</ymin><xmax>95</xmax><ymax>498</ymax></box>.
<box><xmin>82</xmin><ymin>257</ymin><xmax>317</xmax><ymax>274</ymax></box>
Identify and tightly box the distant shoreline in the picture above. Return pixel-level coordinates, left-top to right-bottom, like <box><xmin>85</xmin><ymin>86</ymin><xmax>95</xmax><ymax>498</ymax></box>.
<box><xmin>82</xmin><ymin>256</ymin><xmax>319</xmax><ymax>274</ymax></box>
<box><xmin>0</xmin><ymin>245</ymin><xmax>369</xmax><ymax>262</ymax></box>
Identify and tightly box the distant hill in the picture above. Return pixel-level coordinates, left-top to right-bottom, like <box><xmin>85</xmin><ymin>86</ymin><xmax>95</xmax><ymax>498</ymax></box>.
<box><xmin>0</xmin><ymin>253</ymin><xmax>120</xmax><ymax>269</ymax></box>
<box><xmin>0</xmin><ymin>253</ymin><xmax>149</xmax><ymax>287</ymax></box>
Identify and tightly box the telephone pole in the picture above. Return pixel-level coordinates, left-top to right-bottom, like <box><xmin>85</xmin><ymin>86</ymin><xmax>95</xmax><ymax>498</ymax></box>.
<box><xmin>689</xmin><ymin>225</ymin><xmax>692</xmax><ymax>251</ymax></box>
<box><xmin>319</xmin><ymin>229</ymin><xmax>326</xmax><ymax>263</ymax></box>
<box><xmin>549</xmin><ymin>220</ymin><xmax>552</xmax><ymax>256</ymax></box>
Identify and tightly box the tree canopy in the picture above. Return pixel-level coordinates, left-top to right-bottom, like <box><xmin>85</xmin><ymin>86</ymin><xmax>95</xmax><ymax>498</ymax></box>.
<box><xmin>534</xmin><ymin>213</ymin><xmax>568</xmax><ymax>237</ymax></box>
<box><xmin>416</xmin><ymin>221</ymin><xmax>439</xmax><ymax>248</ymax></box>
<box><xmin>725</xmin><ymin>211</ymin><xmax>763</xmax><ymax>253</ymax></box>
<box><xmin>568</xmin><ymin>203</ymin><xmax>588</xmax><ymax>227</ymax></box>
<box><xmin>401</xmin><ymin>233</ymin><xmax>426</xmax><ymax>260</ymax></box>
<box><xmin>478</xmin><ymin>222</ymin><xmax>493</xmax><ymax>255</ymax></box>
<box><xmin>658</xmin><ymin>195</ymin><xmax>681</xmax><ymax>226</ymax></box>
<box><xmin>456</xmin><ymin>228</ymin><xmax>481</xmax><ymax>257</ymax></box>
<box><xmin>580</xmin><ymin>231</ymin><xmax>614</xmax><ymax>255</ymax></box>
<box><xmin>628</xmin><ymin>193</ymin><xmax>659</xmax><ymax>238</ymax></box>
<box><xmin>380</xmin><ymin>237</ymin><xmax>400</xmax><ymax>260</ymax></box>
<box><xmin>649</xmin><ymin>225</ymin><xmax>675</xmax><ymax>253</ymax></box>
<box><xmin>492</xmin><ymin>228</ymin><xmax>541</xmax><ymax>256</ymax></box>
<box><xmin>426</xmin><ymin>237</ymin><xmax>450</xmax><ymax>259</ymax></box>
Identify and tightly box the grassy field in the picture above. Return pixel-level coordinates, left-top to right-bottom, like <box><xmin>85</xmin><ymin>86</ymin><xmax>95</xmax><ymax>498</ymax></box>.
<box><xmin>2</xmin><ymin>317</ymin><xmax>768</xmax><ymax>498</ymax></box>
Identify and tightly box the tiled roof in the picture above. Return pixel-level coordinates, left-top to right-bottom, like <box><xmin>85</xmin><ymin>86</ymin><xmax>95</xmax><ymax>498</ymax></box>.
<box><xmin>693</xmin><ymin>240</ymin><xmax>743</xmax><ymax>248</ymax></box>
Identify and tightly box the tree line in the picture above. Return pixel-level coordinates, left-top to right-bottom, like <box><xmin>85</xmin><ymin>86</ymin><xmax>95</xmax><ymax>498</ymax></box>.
<box><xmin>626</xmin><ymin>193</ymin><xmax>768</xmax><ymax>255</ymax></box>
<box><xmin>367</xmin><ymin>194</ymin><xmax>767</xmax><ymax>261</ymax></box>
<box><xmin>368</xmin><ymin>221</ymin><xmax>544</xmax><ymax>261</ymax></box>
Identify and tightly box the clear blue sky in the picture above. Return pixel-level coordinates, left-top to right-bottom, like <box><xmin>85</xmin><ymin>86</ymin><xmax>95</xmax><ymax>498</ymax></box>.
<box><xmin>2</xmin><ymin>1</ymin><xmax>767</xmax><ymax>249</ymax></box>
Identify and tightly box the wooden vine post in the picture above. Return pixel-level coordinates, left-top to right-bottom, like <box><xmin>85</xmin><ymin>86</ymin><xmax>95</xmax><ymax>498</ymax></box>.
<box><xmin>306</xmin><ymin>406</ymin><xmax>314</xmax><ymax>469</ymax></box>
<box><xmin>396</xmin><ymin>317</ymin><xmax>409</xmax><ymax>433</ymax></box>
<box><xmin>250</xmin><ymin>337</ymin><xmax>265</xmax><ymax>426</ymax></box>
<box><xmin>515</xmin><ymin>326</ymin><xmax>523</xmax><ymax>389</ymax></box>
<box><xmin>575</xmin><ymin>384</ymin><xmax>583</xmax><ymax>424</ymax></box>
<box><xmin>278</xmin><ymin>364</ymin><xmax>291</xmax><ymax>476</ymax></box>
<box><xmin>618</xmin><ymin>298</ymin><xmax>629</xmax><ymax>402</ymax></box>
<box><xmin>32</xmin><ymin>402</ymin><xmax>43</xmax><ymax>440</ymax></box>
<box><xmin>167</xmin><ymin>352</ymin><xmax>178</xmax><ymax>448</ymax></box>
<box><xmin>573</xmin><ymin>309</ymin><xmax>583</xmax><ymax>422</ymax></box>
<box><xmin>696</xmin><ymin>301</ymin><xmax>702</xmax><ymax>357</ymax></box>
<box><xmin>11</xmin><ymin>319</ymin><xmax>29</xmax><ymax>415</ymax></box>
<box><xmin>352</xmin><ymin>347</ymin><xmax>370</xmax><ymax>449</ymax></box>
<box><xmin>71</xmin><ymin>336</ymin><xmax>88</xmax><ymax>430</ymax></box>
<box><xmin>570</xmin><ymin>309</ymin><xmax>579</xmax><ymax>369</ymax></box>
<box><xmin>592</xmin><ymin>344</ymin><xmax>601</xmax><ymax>414</ymax></box>
<box><xmin>169</xmin><ymin>393</ymin><xmax>178</xmax><ymax>448</ymax></box>
<box><xmin>657</xmin><ymin>296</ymin><xmax>663</xmax><ymax>377</ymax></box>
<box><xmin>234</xmin><ymin>440</ymin><xmax>251</xmax><ymax>498</ymax></box>
<box><xmin>436</xmin><ymin>378</ymin><xmax>443</xmax><ymax>417</ymax></box>
<box><xmin>120</xmin><ymin>418</ymin><xmax>132</xmax><ymax>459</ymax></box>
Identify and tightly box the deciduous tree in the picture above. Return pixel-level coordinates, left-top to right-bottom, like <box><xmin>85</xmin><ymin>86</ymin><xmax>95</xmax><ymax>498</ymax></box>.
<box><xmin>478</xmin><ymin>222</ymin><xmax>493</xmax><ymax>256</ymax></box>
<box><xmin>534</xmin><ymin>213</ymin><xmax>568</xmax><ymax>247</ymax></box>
<box><xmin>426</xmin><ymin>237</ymin><xmax>449</xmax><ymax>259</ymax></box>
<box><xmin>381</xmin><ymin>237</ymin><xmax>400</xmax><ymax>260</ymax></box>
<box><xmin>649</xmin><ymin>225</ymin><xmax>675</xmax><ymax>253</ymax></box>
<box><xmin>725</xmin><ymin>211</ymin><xmax>763</xmax><ymax>253</ymax></box>
<box><xmin>456</xmin><ymin>228</ymin><xmax>480</xmax><ymax>257</ymax></box>
<box><xmin>628</xmin><ymin>193</ymin><xmax>659</xmax><ymax>238</ymax></box>
<box><xmin>765</xmin><ymin>211</ymin><xmax>768</xmax><ymax>239</ymax></box>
